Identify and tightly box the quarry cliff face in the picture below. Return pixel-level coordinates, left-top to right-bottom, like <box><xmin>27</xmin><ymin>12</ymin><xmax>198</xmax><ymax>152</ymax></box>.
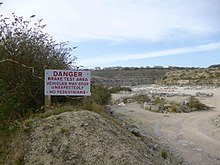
<box><xmin>92</xmin><ymin>67</ymin><xmax>220</xmax><ymax>87</ymax></box>
<box><xmin>92</xmin><ymin>68</ymin><xmax>169</xmax><ymax>86</ymax></box>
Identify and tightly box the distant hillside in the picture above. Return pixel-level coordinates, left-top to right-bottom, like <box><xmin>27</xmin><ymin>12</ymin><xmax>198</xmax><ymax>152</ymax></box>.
<box><xmin>208</xmin><ymin>64</ymin><xmax>220</xmax><ymax>68</ymax></box>
<box><xmin>91</xmin><ymin>66</ymin><xmax>220</xmax><ymax>86</ymax></box>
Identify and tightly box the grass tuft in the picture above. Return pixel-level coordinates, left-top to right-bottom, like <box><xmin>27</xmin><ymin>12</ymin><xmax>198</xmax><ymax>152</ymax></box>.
<box><xmin>161</xmin><ymin>149</ymin><xmax>169</xmax><ymax>159</ymax></box>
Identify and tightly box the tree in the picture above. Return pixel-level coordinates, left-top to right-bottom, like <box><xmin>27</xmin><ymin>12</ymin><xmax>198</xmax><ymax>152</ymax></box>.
<box><xmin>0</xmin><ymin>12</ymin><xmax>77</xmax><ymax>128</ymax></box>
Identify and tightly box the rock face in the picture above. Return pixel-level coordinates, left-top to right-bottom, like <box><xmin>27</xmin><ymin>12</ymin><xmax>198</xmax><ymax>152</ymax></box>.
<box><xmin>24</xmin><ymin>111</ymin><xmax>168</xmax><ymax>165</ymax></box>
<box><xmin>92</xmin><ymin>68</ymin><xmax>169</xmax><ymax>86</ymax></box>
<box><xmin>92</xmin><ymin>67</ymin><xmax>220</xmax><ymax>87</ymax></box>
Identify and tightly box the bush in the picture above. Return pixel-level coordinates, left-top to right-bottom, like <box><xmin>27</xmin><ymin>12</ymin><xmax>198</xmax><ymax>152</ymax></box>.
<box><xmin>0</xmin><ymin>12</ymin><xmax>76</xmax><ymax>131</ymax></box>
<box><xmin>38</xmin><ymin>85</ymin><xmax>111</xmax><ymax>116</ymax></box>
<box><xmin>91</xmin><ymin>85</ymin><xmax>111</xmax><ymax>105</ymax></box>
<box><xmin>81</xmin><ymin>85</ymin><xmax>111</xmax><ymax>113</ymax></box>
<box><xmin>186</xmin><ymin>97</ymin><xmax>209</xmax><ymax>111</ymax></box>
<box><xmin>153</xmin><ymin>96</ymin><xmax>165</xmax><ymax>106</ymax></box>
<box><xmin>170</xmin><ymin>101</ymin><xmax>177</xmax><ymax>112</ymax></box>
<box><xmin>0</xmin><ymin>80</ymin><xmax>24</xmax><ymax>131</ymax></box>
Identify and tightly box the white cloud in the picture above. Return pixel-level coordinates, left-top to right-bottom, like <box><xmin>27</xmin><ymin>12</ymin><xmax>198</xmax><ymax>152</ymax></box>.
<box><xmin>1</xmin><ymin>0</ymin><xmax>219</xmax><ymax>42</ymax></box>
<box><xmin>77</xmin><ymin>41</ymin><xmax>220</xmax><ymax>67</ymax></box>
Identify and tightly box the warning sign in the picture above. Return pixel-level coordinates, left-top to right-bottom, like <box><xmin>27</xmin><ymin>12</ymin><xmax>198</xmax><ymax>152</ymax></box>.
<box><xmin>45</xmin><ymin>70</ymin><xmax>91</xmax><ymax>96</ymax></box>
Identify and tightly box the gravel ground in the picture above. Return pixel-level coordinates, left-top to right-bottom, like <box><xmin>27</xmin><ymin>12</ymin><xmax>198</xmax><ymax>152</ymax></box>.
<box><xmin>112</xmin><ymin>86</ymin><xmax>220</xmax><ymax>165</ymax></box>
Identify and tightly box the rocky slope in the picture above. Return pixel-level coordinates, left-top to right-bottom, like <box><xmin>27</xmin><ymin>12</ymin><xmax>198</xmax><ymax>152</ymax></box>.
<box><xmin>159</xmin><ymin>68</ymin><xmax>220</xmax><ymax>86</ymax></box>
<box><xmin>14</xmin><ymin>110</ymin><xmax>186</xmax><ymax>165</ymax></box>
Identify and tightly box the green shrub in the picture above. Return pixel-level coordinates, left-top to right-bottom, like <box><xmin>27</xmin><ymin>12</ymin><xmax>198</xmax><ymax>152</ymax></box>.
<box><xmin>170</xmin><ymin>101</ymin><xmax>177</xmax><ymax>112</ymax></box>
<box><xmin>154</xmin><ymin>96</ymin><xmax>165</xmax><ymax>106</ymax></box>
<box><xmin>186</xmin><ymin>97</ymin><xmax>209</xmax><ymax>111</ymax></box>
<box><xmin>161</xmin><ymin>149</ymin><xmax>169</xmax><ymax>159</ymax></box>
<box><xmin>90</xmin><ymin>85</ymin><xmax>111</xmax><ymax>105</ymax></box>
<box><xmin>59</xmin><ymin>127</ymin><xmax>69</xmax><ymax>134</ymax></box>
<box><xmin>0</xmin><ymin>80</ymin><xmax>24</xmax><ymax>132</ymax></box>
<box><xmin>38</xmin><ymin>85</ymin><xmax>111</xmax><ymax>118</ymax></box>
<box><xmin>78</xmin><ymin>85</ymin><xmax>112</xmax><ymax>114</ymax></box>
<box><xmin>38</xmin><ymin>104</ymin><xmax>77</xmax><ymax>118</ymax></box>
<box><xmin>22</xmin><ymin>119</ymin><xmax>34</xmax><ymax>132</ymax></box>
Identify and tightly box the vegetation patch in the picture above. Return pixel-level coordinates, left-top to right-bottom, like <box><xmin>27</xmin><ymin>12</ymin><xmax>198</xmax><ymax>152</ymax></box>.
<box><xmin>22</xmin><ymin>118</ymin><xmax>34</xmax><ymax>132</ymax></box>
<box><xmin>186</xmin><ymin>96</ymin><xmax>209</xmax><ymax>111</ymax></box>
<box><xmin>161</xmin><ymin>149</ymin><xmax>169</xmax><ymax>159</ymax></box>
<box><xmin>139</xmin><ymin>95</ymin><xmax>210</xmax><ymax>113</ymax></box>
<box><xmin>133</xmin><ymin>95</ymin><xmax>150</xmax><ymax>104</ymax></box>
<box><xmin>109</xmin><ymin>86</ymin><xmax>132</xmax><ymax>94</ymax></box>
<box><xmin>37</xmin><ymin>104</ymin><xmax>78</xmax><ymax>118</ymax></box>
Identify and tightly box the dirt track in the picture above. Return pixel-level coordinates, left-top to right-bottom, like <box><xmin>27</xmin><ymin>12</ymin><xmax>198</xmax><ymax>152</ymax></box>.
<box><xmin>112</xmin><ymin>87</ymin><xmax>220</xmax><ymax>165</ymax></box>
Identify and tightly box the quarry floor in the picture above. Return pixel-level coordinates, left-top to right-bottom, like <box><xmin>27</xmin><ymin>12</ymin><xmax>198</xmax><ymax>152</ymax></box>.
<box><xmin>112</xmin><ymin>86</ymin><xmax>220</xmax><ymax>165</ymax></box>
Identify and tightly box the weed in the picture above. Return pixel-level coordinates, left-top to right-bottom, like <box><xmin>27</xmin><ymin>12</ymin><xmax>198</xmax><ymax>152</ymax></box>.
<box><xmin>170</xmin><ymin>101</ymin><xmax>177</xmax><ymax>112</ymax></box>
<box><xmin>154</xmin><ymin>96</ymin><xmax>165</xmax><ymax>106</ymax></box>
<box><xmin>14</xmin><ymin>154</ymin><xmax>24</xmax><ymax>165</ymax></box>
<box><xmin>38</xmin><ymin>104</ymin><xmax>77</xmax><ymax>118</ymax></box>
<box><xmin>59</xmin><ymin>127</ymin><xmax>69</xmax><ymax>134</ymax></box>
<box><xmin>161</xmin><ymin>149</ymin><xmax>169</xmax><ymax>159</ymax></box>
<box><xmin>22</xmin><ymin>118</ymin><xmax>34</xmax><ymax>132</ymax></box>
<box><xmin>150</xmin><ymin>109</ymin><xmax>160</xmax><ymax>113</ymax></box>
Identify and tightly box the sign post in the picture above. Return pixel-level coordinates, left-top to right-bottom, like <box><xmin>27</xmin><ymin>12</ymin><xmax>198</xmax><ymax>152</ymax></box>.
<box><xmin>45</xmin><ymin>95</ymin><xmax>51</xmax><ymax>108</ymax></box>
<box><xmin>44</xmin><ymin>69</ymin><xmax>91</xmax><ymax>107</ymax></box>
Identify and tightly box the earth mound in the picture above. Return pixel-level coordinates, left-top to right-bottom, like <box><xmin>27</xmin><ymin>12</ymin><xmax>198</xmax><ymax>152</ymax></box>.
<box><xmin>23</xmin><ymin>110</ymin><xmax>184</xmax><ymax>165</ymax></box>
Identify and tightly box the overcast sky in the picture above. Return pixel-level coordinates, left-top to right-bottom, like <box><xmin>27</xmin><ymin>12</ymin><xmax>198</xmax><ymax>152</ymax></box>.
<box><xmin>1</xmin><ymin>0</ymin><xmax>220</xmax><ymax>68</ymax></box>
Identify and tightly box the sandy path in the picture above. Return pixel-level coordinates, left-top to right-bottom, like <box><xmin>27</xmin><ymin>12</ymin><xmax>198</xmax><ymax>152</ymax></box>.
<box><xmin>112</xmin><ymin>87</ymin><xmax>220</xmax><ymax>165</ymax></box>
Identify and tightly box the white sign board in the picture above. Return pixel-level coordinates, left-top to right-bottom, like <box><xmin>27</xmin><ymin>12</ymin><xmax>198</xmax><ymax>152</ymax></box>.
<box><xmin>45</xmin><ymin>70</ymin><xmax>91</xmax><ymax>96</ymax></box>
